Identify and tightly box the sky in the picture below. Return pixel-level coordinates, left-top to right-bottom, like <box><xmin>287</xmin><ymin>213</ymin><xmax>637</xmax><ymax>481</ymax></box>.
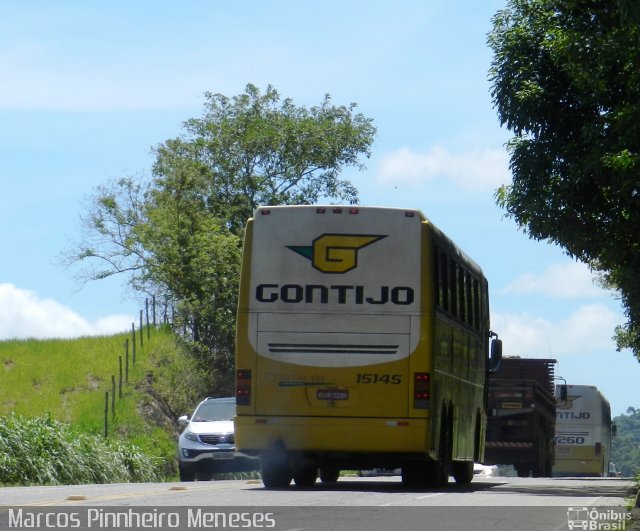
<box><xmin>1</xmin><ymin>0</ymin><xmax>638</xmax><ymax>417</ymax></box>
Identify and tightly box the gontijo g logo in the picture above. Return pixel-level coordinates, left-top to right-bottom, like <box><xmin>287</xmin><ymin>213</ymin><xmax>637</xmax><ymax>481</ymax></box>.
<box><xmin>255</xmin><ymin>233</ymin><xmax>414</xmax><ymax>305</ymax></box>
<box><xmin>287</xmin><ymin>234</ymin><xmax>387</xmax><ymax>274</ymax></box>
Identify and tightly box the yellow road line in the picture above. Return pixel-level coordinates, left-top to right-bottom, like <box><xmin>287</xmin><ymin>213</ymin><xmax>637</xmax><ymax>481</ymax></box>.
<box><xmin>2</xmin><ymin>481</ymin><xmax>243</xmax><ymax>507</ymax></box>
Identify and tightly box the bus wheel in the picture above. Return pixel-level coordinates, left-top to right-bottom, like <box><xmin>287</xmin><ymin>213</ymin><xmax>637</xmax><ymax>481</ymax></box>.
<box><xmin>319</xmin><ymin>467</ymin><xmax>340</xmax><ymax>484</ymax></box>
<box><xmin>293</xmin><ymin>465</ymin><xmax>318</xmax><ymax>487</ymax></box>
<box><xmin>515</xmin><ymin>464</ymin><xmax>531</xmax><ymax>478</ymax></box>
<box><xmin>401</xmin><ymin>460</ymin><xmax>430</xmax><ymax>488</ymax></box>
<box><xmin>427</xmin><ymin>458</ymin><xmax>448</xmax><ymax>487</ymax></box>
<box><xmin>452</xmin><ymin>461</ymin><xmax>474</xmax><ymax>485</ymax></box>
<box><xmin>260</xmin><ymin>453</ymin><xmax>292</xmax><ymax>489</ymax></box>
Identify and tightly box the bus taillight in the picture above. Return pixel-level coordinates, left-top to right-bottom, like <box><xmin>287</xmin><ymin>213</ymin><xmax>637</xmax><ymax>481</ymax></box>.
<box><xmin>414</xmin><ymin>372</ymin><xmax>431</xmax><ymax>409</ymax></box>
<box><xmin>236</xmin><ymin>369</ymin><xmax>252</xmax><ymax>406</ymax></box>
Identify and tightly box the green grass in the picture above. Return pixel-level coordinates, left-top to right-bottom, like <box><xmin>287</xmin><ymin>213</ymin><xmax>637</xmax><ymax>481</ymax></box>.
<box><xmin>0</xmin><ymin>326</ymin><xmax>210</xmax><ymax>484</ymax></box>
<box><xmin>2</xmin><ymin>333</ymin><xmax>141</xmax><ymax>421</ymax></box>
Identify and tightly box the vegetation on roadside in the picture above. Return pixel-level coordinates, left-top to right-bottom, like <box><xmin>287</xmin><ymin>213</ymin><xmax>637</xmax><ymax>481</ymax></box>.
<box><xmin>611</xmin><ymin>407</ymin><xmax>640</xmax><ymax>478</ymax></box>
<box><xmin>0</xmin><ymin>327</ymin><xmax>211</xmax><ymax>486</ymax></box>
<box><xmin>0</xmin><ymin>414</ymin><xmax>161</xmax><ymax>486</ymax></box>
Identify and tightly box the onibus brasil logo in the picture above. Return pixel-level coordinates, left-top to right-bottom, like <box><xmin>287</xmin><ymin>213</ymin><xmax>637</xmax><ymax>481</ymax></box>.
<box><xmin>567</xmin><ymin>507</ymin><xmax>631</xmax><ymax>530</ymax></box>
<box><xmin>287</xmin><ymin>234</ymin><xmax>387</xmax><ymax>274</ymax></box>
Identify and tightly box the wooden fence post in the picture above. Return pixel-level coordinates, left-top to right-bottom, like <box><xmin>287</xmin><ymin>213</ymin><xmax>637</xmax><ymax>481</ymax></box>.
<box><xmin>111</xmin><ymin>376</ymin><xmax>116</xmax><ymax>419</ymax></box>
<box><xmin>146</xmin><ymin>298</ymin><xmax>150</xmax><ymax>340</ymax></box>
<box><xmin>125</xmin><ymin>339</ymin><xmax>129</xmax><ymax>383</ymax></box>
<box><xmin>131</xmin><ymin>323</ymin><xmax>136</xmax><ymax>365</ymax></box>
<box><xmin>139</xmin><ymin>310</ymin><xmax>144</xmax><ymax>348</ymax></box>
<box><xmin>104</xmin><ymin>391</ymin><xmax>109</xmax><ymax>438</ymax></box>
<box><xmin>118</xmin><ymin>356</ymin><xmax>123</xmax><ymax>399</ymax></box>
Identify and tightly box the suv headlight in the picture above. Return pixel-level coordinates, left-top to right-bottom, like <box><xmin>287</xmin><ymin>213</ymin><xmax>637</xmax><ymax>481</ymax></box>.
<box><xmin>184</xmin><ymin>430</ymin><xmax>200</xmax><ymax>442</ymax></box>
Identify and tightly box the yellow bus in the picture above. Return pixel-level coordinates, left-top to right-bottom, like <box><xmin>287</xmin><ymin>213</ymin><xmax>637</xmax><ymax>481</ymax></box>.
<box><xmin>235</xmin><ymin>206</ymin><xmax>502</xmax><ymax>488</ymax></box>
<box><xmin>554</xmin><ymin>384</ymin><xmax>615</xmax><ymax>477</ymax></box>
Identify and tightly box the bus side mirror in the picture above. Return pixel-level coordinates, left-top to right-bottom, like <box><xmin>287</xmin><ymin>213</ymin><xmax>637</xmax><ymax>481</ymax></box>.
<box><xmin>612</xmin><ymin>423</ymin><xmax>617</xmax><ymax>438</ymax></box>
<box><xmin>560</xmin><ymin>385</ymin><xmax>568</xmax><ymax>402</ymax></box>
<box><xmin>488</xmin><ymin>337</ymin><xmax>502</xmax><ymax>374</ymax></box>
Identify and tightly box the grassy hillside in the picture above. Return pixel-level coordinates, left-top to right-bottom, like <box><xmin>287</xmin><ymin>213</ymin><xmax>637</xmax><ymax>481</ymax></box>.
<box><xmin>0</xmin><ymin>326</ymin><xmax>210</xmax><ymax>480</ymax></box>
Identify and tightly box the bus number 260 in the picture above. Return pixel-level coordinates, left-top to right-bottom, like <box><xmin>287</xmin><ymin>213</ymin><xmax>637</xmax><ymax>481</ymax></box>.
<box><xmin>356</xmin><ymin>373</ymin><xmax>402</xmax><ymax>384</ymax></box>
<box><xmin>556</xmin><ymin>435</ymin><xmax>585</xmax><ymax>445</ymax></box>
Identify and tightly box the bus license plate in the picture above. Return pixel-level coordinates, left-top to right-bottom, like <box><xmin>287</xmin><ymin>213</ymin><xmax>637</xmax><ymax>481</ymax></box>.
<box><xmin>317</xmin><ymin>389</ymin><xmax>349</xmax><ymax>401</ymax></box>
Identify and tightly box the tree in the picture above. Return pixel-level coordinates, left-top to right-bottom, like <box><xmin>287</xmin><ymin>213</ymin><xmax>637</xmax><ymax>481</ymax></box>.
<box><xmin>611</xmin><ymin>407</ymin><xmax>640</xmax><ymax>477</ymax></box>
<box><xmin>68</xmin><ymin>84</ymin><xmax>376</xmax><ymax>393</ymax></box>
<box><xmin>488</xmin><ymin>0</ymin><xmax>640</xmax><ymax>359</ymax></box>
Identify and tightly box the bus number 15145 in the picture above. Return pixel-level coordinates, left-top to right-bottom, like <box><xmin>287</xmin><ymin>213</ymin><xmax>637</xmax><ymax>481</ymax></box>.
<box><xmin>356</xmin><ymin>373</ymin><xmax>402</xmax><ymax>384</ymax></box>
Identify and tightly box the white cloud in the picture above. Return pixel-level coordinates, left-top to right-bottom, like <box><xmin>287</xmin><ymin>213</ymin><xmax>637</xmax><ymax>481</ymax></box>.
<box><xmin>493</xmin><ymin>303</ymin><xmax>621</xmax><ymax>357</ymax></box>
<box><xmin>0</xmin><ymin>284</ymin><xmax>133</xmax><ymax>340</ymax></box>
<box><xmin>502</xmin><ymin>262</ymin><xmax>610</xmax><ymax>299</ymax></box>
<box><xmin>376</xmin><ymin>145</ymin><xmax>510</xmax><ymax>192</ymax></box>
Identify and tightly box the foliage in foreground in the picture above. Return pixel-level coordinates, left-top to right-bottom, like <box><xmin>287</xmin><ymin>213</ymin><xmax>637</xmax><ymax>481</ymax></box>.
<box><xmin>0</xmin><ymin>414</ymin><xmax>162</xmax><ymax>486</ymax></box>
<box><xmin>488</xmin><ymin>0</ymin><xmax>640</xmax><ymax>358</ymax></box>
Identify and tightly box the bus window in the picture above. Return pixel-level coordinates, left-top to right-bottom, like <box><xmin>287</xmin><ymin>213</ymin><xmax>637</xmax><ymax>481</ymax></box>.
<box><xmin>460</xmin><ymin>270</ymin><xmax>466</xmax><ymax>325</ymax></box>
<box><xmin>449</xmin><ymin>259</ymin><xmax>458</xmax><ymax>318</ymax></box>
<box><xmin>433</xmin><ymin>247</ymin><xmax>443</xmax><ymax>309</ymax></box>
<box><xmin>465</xmin><ymin>271</ymin><xmax>473</xmax><ymax>327</ymax></box>
<box><xmin>473</xmin><ymin>277</ymin><xmax>480</xmax><ymax>330</ymax></box>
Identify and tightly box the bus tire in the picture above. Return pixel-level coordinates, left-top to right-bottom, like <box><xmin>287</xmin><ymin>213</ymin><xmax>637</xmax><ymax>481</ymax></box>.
<box><xmin>260</xmin><ymin>453</ymin><xmax>292</xmax><ymax>489</ymax></box>
<box><xmin>452</xmin><ymin>461</ymin><xmax>474</xmax><ymax>484</ymax></box>
<box><xmin>434</xmin><ymin>405</ymin><xmax>452</xmax><ymax>486</ymax></box>
<box><xmin>293</xmin><ymin>465</ymin><xmax>318</xmax><ymax>487</ymax></box>
<box><xmin>319</xmin><ymin>467</ymin><xmax>340</xmax><ymax>483</ymax></box>
<box><xmin>428</xmin><ymin>458</ymin><xmax>448</xmax><ymax>487</ymax></box>
<box><xmin>401</xmin><ymin>460</ymin><xmax>430</xmax><ymax>488</ymax></box>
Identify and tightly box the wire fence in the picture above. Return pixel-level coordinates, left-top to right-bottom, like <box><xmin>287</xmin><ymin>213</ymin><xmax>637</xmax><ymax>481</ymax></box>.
<box><xmin>102</xmin><ymin>296</ymin><xmax>159</xmax><ymax>438</ymax></box>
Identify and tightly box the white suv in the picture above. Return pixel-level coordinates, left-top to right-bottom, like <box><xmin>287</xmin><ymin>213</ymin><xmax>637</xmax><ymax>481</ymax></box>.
<box><xmin>177</xmin><ymin>397</ymin><xmax>258</xmax><ymax>481</ymax></box>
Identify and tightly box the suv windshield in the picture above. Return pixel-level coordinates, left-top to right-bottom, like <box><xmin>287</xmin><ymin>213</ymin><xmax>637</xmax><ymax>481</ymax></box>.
<box><xmin>192</xmin><ymin>400</ymin><xmax>235</xmax><ymax>422</ymax></box>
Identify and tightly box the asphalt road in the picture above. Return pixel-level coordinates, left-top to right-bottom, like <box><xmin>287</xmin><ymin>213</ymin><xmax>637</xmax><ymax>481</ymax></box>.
<box><xmin>0</xmin><ymin>475</ymin><xmax>636</xmax><ymax>531</ymax></box>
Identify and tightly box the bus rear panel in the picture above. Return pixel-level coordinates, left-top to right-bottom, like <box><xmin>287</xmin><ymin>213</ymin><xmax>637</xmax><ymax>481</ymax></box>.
<box><xmin>235</xmin><ymin>205</ymin><xmax>491</xmax><ymax>487</ymax></box>
<box><xmin>553</xmin><ymin>384</ymin><xmax>612</xmax><ymax>477</ymax></box>
<box><xmin>236</xmin><ymin>207</ymin><xmax>428</xmax><ymax>453</ymax></box>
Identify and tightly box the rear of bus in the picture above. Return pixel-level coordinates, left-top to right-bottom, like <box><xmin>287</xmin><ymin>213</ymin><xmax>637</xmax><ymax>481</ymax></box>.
<box><xmin>235</xmin><ymin>206</ymin><xmax>432</xmax><ymax>484</ymax></box>
<box><xmin>553</xmin><ymin>384</ymin><xmax>611</xmax><ymax>477</ymax></box>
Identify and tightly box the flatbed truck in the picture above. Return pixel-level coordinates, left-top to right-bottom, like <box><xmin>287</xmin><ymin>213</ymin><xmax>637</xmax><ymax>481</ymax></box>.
<box><xmin>484</xmin><ymin>357</ymin><xmax>557</xmax><ymax>477</ymax></box>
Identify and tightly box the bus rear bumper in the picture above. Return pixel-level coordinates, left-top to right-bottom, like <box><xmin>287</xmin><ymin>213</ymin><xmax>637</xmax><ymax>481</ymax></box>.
<box><xmin>235</xmin><ymin>415</ymin><xmax>430</xmax><ymax>456</ymax></box>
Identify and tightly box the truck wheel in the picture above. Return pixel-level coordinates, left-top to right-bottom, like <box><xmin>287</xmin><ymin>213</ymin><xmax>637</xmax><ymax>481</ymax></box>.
<box><xmin>260</xmin><ymin>453</ymin><xmax>292</xmax><ymax>489</ymax></box>
<box><xmin>452</xmin><ymin>461</ymin><xmax>474</xmax><ymax>485</ymax></box>
<box><xmin>319</xmin><ymin>467</ymin><xmax>340</xmax><ymax>483</ymax></box>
